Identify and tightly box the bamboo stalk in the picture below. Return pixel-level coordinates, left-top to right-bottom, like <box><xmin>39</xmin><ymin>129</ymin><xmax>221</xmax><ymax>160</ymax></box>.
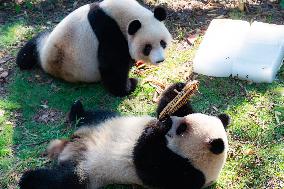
<box><xmin>158</xmin><ymin>80</ymin><xmax>199</xmax><ymax>120</ymax></box>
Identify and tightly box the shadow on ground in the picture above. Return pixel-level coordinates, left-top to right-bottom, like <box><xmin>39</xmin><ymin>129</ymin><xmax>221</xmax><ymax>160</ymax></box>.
<box><xmin>0</xmin><ymin>0</ymin><xmax>283</xmax><ymax>188</ymax></box>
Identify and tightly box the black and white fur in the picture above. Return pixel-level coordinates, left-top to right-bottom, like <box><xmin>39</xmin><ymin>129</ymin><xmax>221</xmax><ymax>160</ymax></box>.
<box><xmin>19</xmin><ymin>83</ymin><xmax>230</xmax><ymax>189</ymax></box>
<box><xmin>16</xmin><ymin>0</ymin><xmax>172</xmax><ymax>97</ymax></box>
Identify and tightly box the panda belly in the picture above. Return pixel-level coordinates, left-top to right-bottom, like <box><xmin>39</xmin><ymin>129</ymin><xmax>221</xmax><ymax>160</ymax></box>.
<box><xmin>38</xmin><ymin>4</ymin><xmax>101</xmax><ymax>83</ymax></box>
<box><xmin>61</xmin><ymin>116</ymin><xmax>154</xmax><ymax>188</ymax></box>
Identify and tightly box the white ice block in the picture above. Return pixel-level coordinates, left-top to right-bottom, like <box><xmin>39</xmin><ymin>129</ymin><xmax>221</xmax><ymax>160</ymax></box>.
<box><xmin>249</xmin><ymin>22</ymin><xmax>284</xmax><ymax>46</ymax></box>
<box><xmin>193</xmin><ymin>19</ymin><xmax>250</xmax><ymax>77</ymax></box>
<box><xmin>232</xmin><ymin>22</ymin><xmax>284</xmax><ymax>83</ymax></box>
<box><xmin>193</xmin><ymin>19</ymin><xmax>284</xmax><ymax>83</ymax></box>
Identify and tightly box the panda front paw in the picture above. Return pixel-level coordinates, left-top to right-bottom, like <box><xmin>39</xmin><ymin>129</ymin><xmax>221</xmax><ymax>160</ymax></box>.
<box><xmin>156</xmin><ymin>82</ymin><xmax>194</xmax><ymax>117</ymax></box>
<box><xmin>105</xmin><ymin>78</ymin><xmax>138</xmax><ymax>97</ymax></box>
<box><xmin>128</xmin><ymin>78</ymin><xmax>138</xmax><ymax>93</ymax></box>
<box><xmin>167</xmin><ymin>82</ymin><xmax>186</xmax><ymax>95</ymax></box>
<box><xmin>162</xmin><ymin>82</ymin><xmax>186</xmax><ymax>103</ymax></box>
<box><xmin>156</xmin><ymin>82</ymin><xmax>185</xmax><ymax>114</ymax></box>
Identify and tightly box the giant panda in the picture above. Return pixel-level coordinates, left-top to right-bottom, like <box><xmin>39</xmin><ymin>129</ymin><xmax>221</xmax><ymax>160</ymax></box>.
<box><xmin>16</xmin><ymin>0</ymin><xmax>172</xmax><ymax>97</ymax></box>
<box><xmin>19</xmin><ymin>83</ymin><xmax>230</xmax><ymax>189</ymax></box>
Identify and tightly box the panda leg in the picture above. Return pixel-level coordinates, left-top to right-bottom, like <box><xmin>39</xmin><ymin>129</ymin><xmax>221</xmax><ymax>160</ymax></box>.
<box><xmin>100</xmin><ymin>68</ymin><xmax>138</xmax><ymax>97</ymax></box>
<box><xmin>19</xmin><ymin>162</ymin><xmax>86</xmax><ymax>189</ymax></box>
<box><xmin>156</xmin><ymin>82</ymin><xmax>194</xmax><ymax>117</ymax></box>
<box><xmin>68</xmin><ymin>100</ymin><xmax>86</xmax><ymax>124</ymax></box>
<box><xmin>16</xmin><ymin>32</ymin><xmax>48</xmax><ymax>69</ymax></box>
<box><xmin>67</xmin><ymin>100</ymin><xmax>119</xmax><ymax>126</ymax></box>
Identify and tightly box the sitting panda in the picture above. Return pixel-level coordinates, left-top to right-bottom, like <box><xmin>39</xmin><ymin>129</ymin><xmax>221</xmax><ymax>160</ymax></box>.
<box><xmin>16</xmin><ymin>0</ymin><xmax>172</xmax><ymax>97</ymax></box>
<box><xmin>19</xmin><ymin>83</ymin><xmax>230</xmax><ymax>189</ymax></box>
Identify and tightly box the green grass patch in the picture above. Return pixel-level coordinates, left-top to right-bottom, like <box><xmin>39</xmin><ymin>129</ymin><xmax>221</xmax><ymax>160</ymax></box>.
<box><xmin>0</xmin><ymin>20</ymin><xmax>33</xmax><ymax>49</ymax></box>
<box><xmin>228</xmin><ymin>10</ymin><xmax>246</xmax><ymax>20</ymax></box>
<box><xmin>0</xmin><ymin>9</ymin><xmax>283</xmax><ymax>189</ymax></box>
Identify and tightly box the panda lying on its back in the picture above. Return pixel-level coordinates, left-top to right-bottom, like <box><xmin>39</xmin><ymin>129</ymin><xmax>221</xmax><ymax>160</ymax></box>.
<box><xmin>19</xmin><ymin>83</ymin><xmax>230</xmax><ymax>189</ymax></box>
<box><xmin>16</xmin><ymin>0</ymin><xmax>172</xmax><ymax>97</ymax></box>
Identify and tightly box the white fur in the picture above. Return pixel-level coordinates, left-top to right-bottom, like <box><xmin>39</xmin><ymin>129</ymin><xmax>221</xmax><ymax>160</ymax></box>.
<box><xmin>167</xmin><ymin>114</ymin><xmax>228</xmax><ymax>188</ymax></box>
<box><xmin>149</xmin><ymin>46</ymin><xmax>165</xmax><ymax>63</ymax></box>
<box><xmin>38</xmin><ymin>4</ymin><xmax>101</xmax><ymax>82</ymax></box>
<box><xmin>100</xmin><ymin>0</ymin><xmax>172</xmax><ymax>64</ymax></box>
<box><xmin>55</xmin><ymin>112</ymin><xmax>227</xmax><ymax>188</ymax></box>
<box><xmin>59</xmin><ymin>116</ymin><xmax>155</xmax><ymax>188</ymax></box>
<box><xmin>100</xmin><ymin>0</ymin><xmax>152</xmax><ymax>35</ymax></box>
<box><xmin>36</xmin><ymin>0</ymin><xmax>172</xmax><ymax>82</ymax></box>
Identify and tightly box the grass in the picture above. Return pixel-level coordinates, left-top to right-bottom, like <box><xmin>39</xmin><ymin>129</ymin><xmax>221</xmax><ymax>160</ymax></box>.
<box><xmin>0</xmin><ymin>3</ymin><xmax>284</xmax><ymax>189</ymax></box>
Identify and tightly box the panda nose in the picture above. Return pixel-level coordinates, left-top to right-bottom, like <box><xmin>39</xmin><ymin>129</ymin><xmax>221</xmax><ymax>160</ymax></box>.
<box><xmin>156</xmin><ymin>59</ymin><xmax>165</xmax><ymax>64</ymax></box>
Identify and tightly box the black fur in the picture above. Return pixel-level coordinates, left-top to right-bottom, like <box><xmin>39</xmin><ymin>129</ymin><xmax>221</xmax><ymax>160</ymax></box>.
<box><xmin>68</xmin><ymin>100</ymin><xmax>118</xmax><ymax>126</ymax></box>
<box><xmin>209</xmin><ymin>138</ymin><xmax>225</xmax><ymax>155</ymax></box>
<box><xmin>19</xmin><ymin>100</ymin><xmax>118</xmax><ymax>189</ymax></box>
<box><xmin>176</xmin><ymin>123</ymin><xmax>187</xmax><ymax>136</ymax></box>
<box><xmin>160</xmin><ymin>40</ymin><xmax>167</xmax><ymax>49</ymax></box>
<box><xmin>154</xmin><ymin>7</ymin><xmax>167</xmax><ymax>21</ymax></box>
<box><xmin>143</xmin><ymin>44</ymin><xmax>152</xmax><ymax>56</ymax></box>
<box><xmin>133</xmin><ymin>120</ymin><xmax>206</xmax><ymax>189</ymax></box>
<box><xmin>128</xmin><ymin>20</ymin><xmax>142</xmax><ymax>35</ymax></box>
<box><xmin>16</xmin><ymin>32</ymin><xmax>46</xmax><ymax>69</ymax></box>
<box><xmin>68</xmin><ymin>100</ymin><xmax>85</xmax><ymax>123</ymax></box>
<box><xmin>88</xmin><ymin>3</ymin><xmax>137</xmax><ymax>97</ymax></box>
<box><xmin>157</xmin><ymin>82</ymin><xmax>194</xmax><ymax>119</ymax></box>
<box><xmin>217</xmin><ymin>114</ymin><xmax>230</xmax><ymax>129</ymax></box>
<box><xmin>19</xmin><ymin>162</ymin><xmax>86</xmax><ymax>189</ymax></box>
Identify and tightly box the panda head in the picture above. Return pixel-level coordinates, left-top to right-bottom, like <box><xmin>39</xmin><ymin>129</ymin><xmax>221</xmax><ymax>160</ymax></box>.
<box><xmin>127</xmin><ymin>7</ymin><xmax>172</xmax><ymax>65</ymax></box>
<box><xmin>166</xmin><ymin>113</ymin><xmax>230</xmax><ymax>187</ymax></box>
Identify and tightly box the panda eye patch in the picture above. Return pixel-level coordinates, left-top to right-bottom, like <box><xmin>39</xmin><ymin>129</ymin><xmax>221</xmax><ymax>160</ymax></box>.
<box><xmin>160</xmin><ymin>40</ymin><xmax>167</xmax><ymax>48</ymax></box>
<box><xmin>143</xmin><ymin>44</ymin><xmax>152</xmax><ymax>56</ymax></box>
<box><xmin>176</xmin><ymin>123</ymin><xmax>187</xmax><ymax>136</ymax></box>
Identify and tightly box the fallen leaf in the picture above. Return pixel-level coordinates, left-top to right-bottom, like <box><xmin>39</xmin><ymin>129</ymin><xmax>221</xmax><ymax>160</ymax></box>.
<box><xmin>0</xmin><ymin>109</ymin><xmax>4</xmax><ymax>117</ymax></box>
<box><xmin>0</xmin><ymin>56</ymin><xmax>13</xmax><ymax>64</ymax></box>
<box><xmin>135</xmin><ymin>60</ymin><xmax>146</xmax><ymax>69</ymax></box>
<box><xmin>243</xmin><ymin>149</ymin><xmax>254</xmax><ymax>155</ymax></box>
<box><xmin>143</xmin><ymin>78</ymin><xmax>166</xmax><ymax>90</ymax></box>
<box><xmin>153</xmin><ymin>91</ymin><xmax>159</xmax><ymax>102</ymax></box>
<box><xmin>15</xmin><ymin>0</ymin><xmax>24</xmax><ymax>3</ymax></box>
<box><xmin>35</xmin><ymin>74</ymin><xmax>41</xmax><ymax>81</ymax></box>
<box><xmin>50</xmin><ymin>111</ymin><xmax>55</xmax><ymax>117</ymax></box>
<box><xmin>41</xmin><ymin>114</ymin><xmax>48</xmax><ymax>119</ymax></box>
<box><xmin>40</xmin><ymin>104</ymin><xmax>49</xmax><ymax>109</ymax></box>
<box><xmin>238</xmin><ymin>1</ymin><xmax>245</xmax><ymax>12</ymax></box>
<box><xmin>275</xmin><ymin>111</ymin><xmax>281</xmax><ymax>124</ymax></box>
<box><xmin>27</xmin><ymin>77</ymin><xmax>33</xmax><ymax>82</ymax></box>
<box><xmin>186</xmin><ymin>34</ymin><xmax>198</xmax><ymax>45</ymax></box>
<box><xmin>212</xmin><ymin>106</ymin><xmax>219</xmax><ymax>111</ymax></box>
<box><xmin>5</xmin><ymin>121</ymin><xmax>13</xmax><ymax>125</ymax></box>
<box><xmin>73</xmin><ymin>1</ymin><xmax>78</xmax><ymax>9</ymax></box>
<box><xmin>215</xmin><ymin>14</ymin><xmax>225</xmax><ymax>19</ymax></box>
<box><xmin>33</xmin><ymin>108</ymin><xmax>63</xmax><ymax>124</ymax></box>
<box><xmin>0</xmin><ymin>71</ymin><xmax>8</xmax><ymax>78</ymax></box>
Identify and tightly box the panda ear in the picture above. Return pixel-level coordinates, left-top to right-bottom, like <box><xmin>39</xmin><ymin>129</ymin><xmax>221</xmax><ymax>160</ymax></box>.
<box><xmin>218</xmin><ymin>114</ymin><xmax>230</xmax><ymax>129</ymax></box>
<box><xmin>154</xmin><ymin>6</ymin><xmax>167</xmax><ymax>21</ymax></box>
<box><xmin>128</xmin><ymin>20</ymin><xmax>142</xmax><ymax>35</ymax></box>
